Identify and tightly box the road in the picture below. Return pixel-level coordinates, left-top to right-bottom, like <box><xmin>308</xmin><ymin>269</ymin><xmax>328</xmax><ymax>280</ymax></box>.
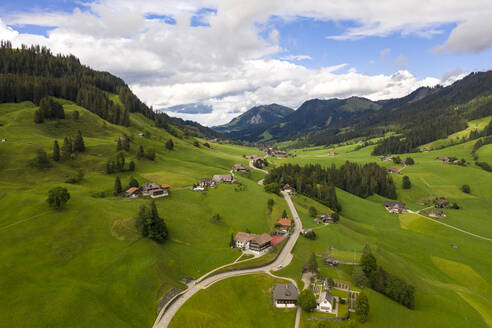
<box><xmin>153</xmin><ymin>190</ymin><xmax>303</xmax><ymax>328</ymax></box>
<box><xmin>249</xmin><ymin>159</ymin><xmax>269</xmax><ymax>174</ymax></box>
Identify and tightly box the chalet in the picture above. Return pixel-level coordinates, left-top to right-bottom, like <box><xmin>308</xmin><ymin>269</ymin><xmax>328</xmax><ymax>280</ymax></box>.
<box><xmin>422</xmin><ymin>148</ymin><xmax>429</xmax><ymax>152</ymax></box>
<box><xmin>428</xmin><ymin>209</ymin><xmax>446</xmax><ymax>218</ymax></box>
<box><xmin>206</xmin><ymin>138</ymin><xmax>218</xmax><ymax>143</ymax></box>
<box><xmin>436</xmin><ymin>199</ymin><xmax>449</xmax><ymax>208</ymax></box>
<box><xmin>149</xmin><ymin>188</ymin><xmax>168</xmax><ymax>198</ymax></box>
<box><xmin>320</xmin><ymin>213</ymin><xmax>334</xmax><ymax>224</ymax></box>
<box><xmin>199</xmin><ymin>178</ymin><xmax>216</xmax><ymax>188</ymax></box>
<box><xmin>234</xmin><ymin>232</ymin><xmax>254</xmax><ymax>249</ymax></box>
<box><xmin>388</xmin><ymin>167</ymin><xmax>400</xmax><ymax>174</ymax></box>
<box><xmin>141</xmin><ymin>182</ymin><xmax>162</xmax><ymax>196</ymax></box>
<box><xmin>324</xmin><ymin>257</ymin><xmax>338</xmax><ymax>267</ymax></box>
<box><xmin>273</xmin><ymin>284</ymin><xmax>298</xmax><ymax>308</ymax></box>
<box><xmin>436</xmin><ymin>156</ymin><xmax>449</xmax><ymax>163</ymax></box>
<box><xmin>283</xmin><ymin>184</ymin><xmax>296</xmax><ymax>195</ymax></box>
<box><xmin>317</xmin><ymin>290</ymin><xmax>335</xmax><ymax>312</ymax></box>
<box><xmin>233</xmin><ymin>163</ymin><xmax>250</xmax><ymax>173</ymax></box>
<box><xmin>379</xmin><ymin>155</ymin><xmax>394</xmax><ymax>161</ymax></box>
<box><xmin>212</xmin><ymin>174</ymin><xmax>234</xmax><ymax>184</ymax></box>
<box><xmin>277</xmin><ymin>218</ymin><xmax>292</xmax><ymax>230</ymax></box>
<box><xmin>249</xmin><ymin>233</ymin><xmax>272</xmax><ymax>253</ymax></box>
<box><xmin>328</xmin><ymin>151</ymin><xmax>337</xmax><ymax>156</ymax></box>
<box><xmin>383</xmin><ymin>201</ymin><xmax>406</xmax><ymax>214</ymax></box>
<box><xmin>125</xmin><ymin>187</ymin><xmax>141</xmax><ymax>198</ymax></box>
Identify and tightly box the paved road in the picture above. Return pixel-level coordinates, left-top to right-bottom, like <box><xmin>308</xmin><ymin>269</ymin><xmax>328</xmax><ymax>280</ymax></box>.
<box><xmin>249</xmin><ymin>160</ymin><xmax>269</xmax><ymax>174</ymax></box>
<box><xmin>406</xmin><ymin>210</ymin><xmax>492</xmax><ymax>242</ymax></box>
<box><xmin>153</xmin><ymin>190</ymin><xmax>303</xmax><ymax>328</ymax></box>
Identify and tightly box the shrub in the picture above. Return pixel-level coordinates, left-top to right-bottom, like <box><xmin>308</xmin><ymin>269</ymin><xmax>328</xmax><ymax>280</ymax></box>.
<box><xmin>461</xmin><ymin>184</ymin><xmax>470</xmax><ymax>194</ymax></box>
<box><xmin>32</xmin><ymin>149</ymin><xmax>51</xmax><ymax>169</ymax></box>
<box><xmin>47</xmin><ymin>187</ymin><xmax>70</xmax><ymax>209</ymax></box>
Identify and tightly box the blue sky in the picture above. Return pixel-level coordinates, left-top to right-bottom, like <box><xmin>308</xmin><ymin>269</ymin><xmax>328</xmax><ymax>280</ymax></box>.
<box><xmin>1</xmin><ymin>1</ymin><xmax>491</xmax><ymax>125</ymax></box>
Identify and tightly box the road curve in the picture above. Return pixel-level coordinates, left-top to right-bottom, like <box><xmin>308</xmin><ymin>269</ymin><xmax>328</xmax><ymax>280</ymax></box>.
<box><xmin>153</xmin><ymin>191</ymin><xmax>302</xmax><ymax>328</ymax></box>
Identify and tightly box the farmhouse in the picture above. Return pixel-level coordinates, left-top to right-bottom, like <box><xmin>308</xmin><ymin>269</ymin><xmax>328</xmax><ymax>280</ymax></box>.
<box><xmin>383</xmin><ymin>201</ymin><xmax>406</xmax><ymax>213</ymax></box>
<box><xmin>324</xmin><ymin>257</ymin><xmax>338</xmax><ymax>267</ymax></box>
<box><xmin>328</xmin><ymin>151</ymin><xmax>337</xmax><ymax>156</ymax></box>
<box><xmin>388</xmin><ymin>167</ymin><xmax>400</xmax><ymax>174</ymax></box>
<box><xmin>249</xmin><ymin>233</ymin><xmax>272</xmax><ymax>253</ymax></box>
<box><xmin>206</xmin><ymin>138</ymin><xmax>218</xmax><ymax>143</ymax></box>
<box><xmin>193</xmin><ymin>186</ymin><xmax>205</xmax><ymax>191</ymax></box>
<box><xmin>273</xmin><ymin>284</ymin><xmax>298</xmax><ymax>308</ymax></box>
<box><xmin>379</xmin><ymin>155</ymin><xmax>394</xmax><ymax>161</ymax></box>
<box><xmin>317</xmin><ymin>290</ymin><xmax>335</xmax><ymax>312</ymax></box>
<box><xmin>320</xmin><ymin>213</ymin><xmax>334</xmax><ymax>224</ymax></box>
<box><xmin>283</xmin><ymin>184</ymin><xmax>296</xmax><ymax>195</ymax></box>
<box><xmin>436</xmin><ymin>199</ymin><xmax>449</xmax><ymax>208</ymax></box>
<box><xmin>149</xmin><ymin>188</ymin><xmax>168</xmax><ymax>198</ymax></box>
<box><xmin>199</xmin><ymin>177</ymin><xmax>216</xmax><ymax>188</ymax></box>
<box><xmin>233</xmin><ymin>163</ymin><xmax>250</xmax><ymax>173</ymax></box>
<box><xmin>141</xmin><ymin>182</ymin><xmax>162</xmax><ymax>196</ymax></box>
<box><xmin>234</xmin><ymin>232</ymin><xmax>254</xmax><ymax>249</ymax></box>
<box><xmin>428</xmin><ymin>209</ymin><xmax>446</xmax><ymax>218</ymax></box>
<box><xmin>125</xmin><ymin>187</ymin><xmax>141</xmax><ymax>198</ymax></box>
<box><xmin>212</xmin><ymin>174</ymin><xmax>234</xmax><ymax>184</ymax></box>
<box><xmin>436</xmin><ymin>156</ymin><xmax>449</xmax><ymax>163</ymax></box>
<box><xmin>277</xmin><ymin>218</ymin><xmax>292</xmax><ymax>229</ymax></box>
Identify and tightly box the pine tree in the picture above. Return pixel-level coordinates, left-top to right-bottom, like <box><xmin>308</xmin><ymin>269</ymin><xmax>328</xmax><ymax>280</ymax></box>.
<box><xmin>73</xmin><ymin>130</ymin><xmax>85</xmax><ymax>152</ymax></box>
<box><xmin>32</xmin><ymin>149</ymin><xmax>51</xmax><ymax>169</ymax></box>
<box><xmin>34</xmin><ymin>109</ymin><xmax>43</xmax><ymax>123</ymax></box>
<box><xmin>137</xmin><ymin>145</ymin><xmax>144</xmax><ymax>159</ymax></box>
<box><xmin>52</xmin><ymin>140</ymin><xmax>60</xmax><ymax>161</ymax></box>
<box><xmin>282</xmin><ymin>209</ymin><xmax>288</xmax><ymax>218</ymax></box>
<box><xmin>129</xmin><ymin>160</ymin><xmax>135</xmax><ymax>171</ymax></box>
<box><xmin>402</xmin><ymin>175</ymin><xmax>411</xmax><ymax>189</ymax></box>
<box><xmin>128</xmin><ymin>178</ymin><xmax>139</xmax><ymax>188</ymax></box>
<box><xmin>229</xmin><ymin>233</ymin><xmax>235</xmax><ymax>248</ymax></box>
<box><xmin>114</xmin><ymin>176</ymin><xmax>122</xmax><ymax>195</ymax></box>
<box><xmin>72</xmin><ymin>110</ymin><xmax>79</xmax><ymax>121</ymax></box>
<box><xmin>116</xmin><ymin>152</ymin><xmax>125</xmax><ymax>171</ymax></box>
<box><xmin>166</xmin><ymin>138</ymin><xmax>174</xmax><ymax>150</ymax></box>
<box><xmin>61</xmin><ymin>137</ymin><xmax>72</xmax><ymax>160</ymax></box>
<box><xmin>116</xmin><ymin>138</ymin><xmax>123</xmax><ymax>151</ymax></box>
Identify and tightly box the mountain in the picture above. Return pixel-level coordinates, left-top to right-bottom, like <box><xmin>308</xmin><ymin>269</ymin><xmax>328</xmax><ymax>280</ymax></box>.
<box><xmin>213</xmin><ymin>104</ymin><xmax>293</xmax><ymax>133</ymax></box>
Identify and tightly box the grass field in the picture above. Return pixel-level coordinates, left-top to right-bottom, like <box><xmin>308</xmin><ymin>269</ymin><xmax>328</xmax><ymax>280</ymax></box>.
<box><xmin>0</xmin><ymin>101</ymin><xmax>280</xmax><ymax>327</ymax></box>
<box><xmin>2</xmin><ymin>100</ymin><xmax>492</xmax><ymax>328</ymax></box>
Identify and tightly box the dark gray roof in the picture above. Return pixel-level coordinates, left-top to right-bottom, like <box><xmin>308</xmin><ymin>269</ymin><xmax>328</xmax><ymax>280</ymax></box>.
<box><xmin>318</xmin><ymin>290</ymin><xmax>334</xmax><ymax>305</ymax></box>
<box><xmin>273</xmin><ymin>284</ymin><xmax>298</xmax><ymax>301</ymax></box>
<box><xmin>383</xmin><ymin>201</ymin><xmax>405</xmax><ymax>208</ymax></box>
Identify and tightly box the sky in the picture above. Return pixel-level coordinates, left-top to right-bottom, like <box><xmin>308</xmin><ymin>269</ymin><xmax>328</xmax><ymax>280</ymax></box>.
<box><xmin>1</xmin><ymin>1</ymin><xmax>492</xmax><ymax>126</ymax></box>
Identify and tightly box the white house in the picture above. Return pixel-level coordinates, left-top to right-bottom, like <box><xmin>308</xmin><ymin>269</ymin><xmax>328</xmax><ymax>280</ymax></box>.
<box><xmin>317</xmin><ymin>290</ymin><xmax>335</xmax><ymax>313</ymax></box>
<box><xmin>273</xmin><ymin>284</ymin><xmax>298</xmax><ymax>308</ymax></box>
<box><xmin>234</xmin><ymin>232</ymin><xmax>253</xmax><ymax>249</ymax></box>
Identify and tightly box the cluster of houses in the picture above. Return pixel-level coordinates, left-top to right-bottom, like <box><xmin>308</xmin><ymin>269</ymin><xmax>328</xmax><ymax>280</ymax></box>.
<box><xmin>194</xmin><ymin>173</ymin><xmax>234</xmax><ymax>191</ymax></box>
<box><xmin>260</xmin><ymin>147</ymin><xmax>296</xmax><ymax>159</ymax></box>
<box><xmin>272</xmin><ymin>282</ymin><xmax>340</xmax><ymax>313</ymax></box>
<box><xmin>436</xmin><ymin>156</ymin><xmax>462</xmax><ymax>165</ymax></box>
<box><xmin>426</xmin><ymin>198</ymin><xmax>449</xmax><ymax>218</ymax></box>
<box><xmin>383</xmin><ymin>201</ymin><xmax>406</xmax><ymax>214</ymax></box>
<box><xmin>314</xmin><ymin>213</ymin><xmax>336</xmax><ymax>224</ymax></box>
<box><xmin>125</xmin><ymin>182</ymin><xmax>170</xmax><ymax>198</ymax></box>
<box><xmin>234</xmin><ymin>218</ymin><xmax>292</xmax><ymax>254</ymax></box>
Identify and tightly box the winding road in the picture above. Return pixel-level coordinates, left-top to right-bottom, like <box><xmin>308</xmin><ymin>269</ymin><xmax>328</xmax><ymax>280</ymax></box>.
<box><xmin>153</xmin><ymin>186</ymin><xmax>303</xmax><ymax>328</ymax></box>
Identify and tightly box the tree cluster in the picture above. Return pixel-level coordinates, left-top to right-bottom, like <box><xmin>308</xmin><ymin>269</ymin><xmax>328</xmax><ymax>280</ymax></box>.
<box><xmin>106</xmin><ymin>152</ymin><xmax>135</xmax><ymax>174</ymax></box>
<box><xmin>359</xmin><ymin>246</ymin><xmax>415</xmax><ymax>309</ymax></box>
<box><xmin>135</xmin><ymin>201</ymin><xmax>168</xmax><ymax>243</ymax></box>
<box><xmin>34</xmin><ymin>96</ymin><xmax>64</xmax><ymax>123</ymax></box>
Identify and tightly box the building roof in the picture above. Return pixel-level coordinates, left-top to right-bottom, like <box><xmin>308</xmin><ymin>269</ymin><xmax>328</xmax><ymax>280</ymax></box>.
<box><xmin>212</xmin><ymin>174</ymin><xmax>233</xmax><ymax>182</ymax></box>
<box><xmin>428</xmin><ymin>209</ymin><xmax>443</xmax><ymax>215</ymax></box>
<box><xmin>126</xmin><ymin>187</ymin><xmax>139</xmax><ymax>193</ymax></box>
<box><xmin>234</xmin><ymin>232</ymin><xmax>252</xmax><ymax>243</ymax></box>
<box><xmin>161</xmin><ymin>184</ymin><xmax>170</xmax><ymax>189</ymax></box>
<box><xmin>383</xmin><ymin>201</ymin><xmax>405</xmax><ymax>209</ymax></box>
<box><xmin>271</xmin><ymin>235</ymin><xmax>285</xmax><ymax>247</ymax></box>
<box><xmin>273</xmin><ymin>284</ymin><xmax>298</xmax><ymax>301</ymax></box>
<box><xmin>277</xmin><ymin>218</ymin><xmax>292</xmax><ymax>227</ymax></box>
<box><xmin>250</xmin><ymin>233</ymin><xmax>272</xmax><ymax>245</ymax></box>
<box><xmin>318</xmin><ymin>290</ymin><xmax>334</xmax><ymax>305</ymax></box>
<box><xmin>141</xmin><ymin>182</ymin><xmax>160</xmax><ymax>190</ymax></box>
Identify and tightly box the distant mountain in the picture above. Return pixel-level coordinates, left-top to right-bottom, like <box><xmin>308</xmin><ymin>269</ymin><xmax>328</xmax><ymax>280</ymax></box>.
<box><xmin>213</xmin><ymin>104</ymin><xmax>293</xmax><ymax>133</ymax></box>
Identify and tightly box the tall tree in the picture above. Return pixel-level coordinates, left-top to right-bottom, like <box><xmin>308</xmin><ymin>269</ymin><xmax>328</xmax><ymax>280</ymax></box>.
<box><xmin>298</xmin><ymin>289</ymin><xmax>317</xmax><ymax>311</ymax></box>
<box><xmin>137</xmin><ymin>145</ymin><xmax>145</xmax><ymax>159</ymax></box>
<box><xmin>61</xmin><ymin>137</ymin><xmax>72</xmax><ymax>160</ymax></box>
<box><xmin>355</xmin><ymin>292</ymin><xmax>370</xmax><ymax>323</ymax></box>
<box><xmin>73</xmin><ymin>130</ymin><xmax>85</xmax><ymax>152</ymax></box>
<box><xmin>47</xmin><ymin>187</ymin><xmax>70</xmax><ymax>209</ymax></box>
<box><xmin>52</xmin><ymin>140</ymin><xmax>60</xmax><ymax>162</ymax></box>
<box><xmin>166</xmin><ymin>138</ymin><xmax>174</xmax><ymax>150</ymax></box>
<box><xmin>32</xmin><ymin>148</ymin><xmax>51</xmax><ymax>169</ymax></box>
<box><xmin>402</xmin><ymin>175</ymin><xmax>411</xmax><ymax>189</ymax></box>
<box><xmin>114</xmin><ymin>176</ymin><xmax>122</xmax><ymax>195</ymax></box>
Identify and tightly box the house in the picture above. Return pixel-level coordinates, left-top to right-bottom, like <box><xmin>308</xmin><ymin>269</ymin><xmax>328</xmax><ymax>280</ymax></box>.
<box><xmin>313</xmin><ymin>218</ymin><xmax>321</xmax><ymax>224</ymax></box>
<box><xmin>138</xmin><ymin>132</ymin><xmax>144</xmax><ymax>137</ymax></box>
<box><xmin>324</xmin><ymin>257</ymin><xmax>338</xmax><ymax>267</ymax></box>
<box><xmin>249</xmin><ymin>233</ymin><xmax>272</xmax><ymax>253</ymax></box>
<box><xmin>328</xmin><ymin>151</ymin><xmax>337</xmax><ymax>156</ymax></box>
<box><xmin>422</xmin><ymin>148</ymin><xmax>429</xmax><ymax>152</ymax></box>
<box><xmin>320</xmin><ymin>213</ymin><xmax>334</xmax><ymax>224</ymax></box>
<box><xmin>193</xmin><ymin>186</ymin><xmax>205</xmax><ymax>192</ymax></box>
<box><xmin>199</xmin><ymin>178</ymin><xmax>216</xmax><ymax>188</ymax></box>
<box><xmin>212</xmin><ymin>174</ymin><xmax>234</xmax><ymax>184</ymax></box>
<box><xmin>1</xmin><ymin>138</ymin><xmax>6</xmax><ymax>142</ymax></box>
<box><xmin>357</xmin><ymin>140</ymin><xmax>363</xmax><ymax>144</ymax></box>
<box><xmin>317</xmin><ymin>290</ymin><xmax>335</xmax><ymax>312</ymax></box>
<box><xmin>388</xmin><ymin>167</ymin><xmax>400</xmax><ymax>174</ymax></box>
<box><xmin>141</xmin><ymin>182</ymin><xmax>162</xmax><ymax>196</ymax></box>
<box><xmin>436</xmin><ymin>199</ymin><xmax>449</xmax><ymax>208</ymax></box>
<box><xmin>271</xmin><ymin>235</ymin><xmax>285</xmax><ymax>247</ymax></box>
<box><xmin>273</xmin><ymin>284</ymin><xmax>298</xmax><ymax>308</ymax></box>
<box><xmin>233</xmin><ymin>163</ymin><xmax>250</xmax><ymax>173</ymax></box>
<box><xmin>125</xmin><ymin>187</ymin><xmax>141</xmax><ymax>198</ymax></box>
<box><xmin>283</xmin><ymin>184</ymin><xmax>296</xmax><ymax>195</ymax></box>
<box><xmin>436</xmin><ymin>156</ymin><xmax>449</xmax><ymax>163</ymax></box>
<box><xmin>383</xmin><ymin>201</ymin><xmax>406</xmax><ymax>214</ymax></box>
<box><xmin>379</xmin><ymin>155</ymin><xmax>394</xmax><ymax>161</ymax></box>
<box><xmin>277</xmin><ymin>218</ymin><xmax>292</xmax><ymax>229</ymax></box>
<box><xmin>234</xmin><ymin>232</ymin><xmax>254</xmax><ymax>249</ymax></box>
<box><xmin>301</xmin><ymin>228</ymin><xmax>313</xmax><ymax>236</ymax></box>
<box><xmin>206</xmin><ymin>138</ymin><xmax>218</xmax><ymax>143</ymax></box>
<box><xmin>149</xmin><ymin>188</ymin><xmax>168</xmax><ymax>198</ymax></box>
<box><xmin>428</xmin><ymin>209</ymin><xmax>446</xmax><ymax>218</ymax></box>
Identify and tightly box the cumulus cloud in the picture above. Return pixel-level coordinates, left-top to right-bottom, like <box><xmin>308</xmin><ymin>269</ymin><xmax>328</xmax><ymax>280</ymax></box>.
<box><xmin>1</xmin><ymin>0</ymin><xmax>488</xmax><ymax>125</ymax></box>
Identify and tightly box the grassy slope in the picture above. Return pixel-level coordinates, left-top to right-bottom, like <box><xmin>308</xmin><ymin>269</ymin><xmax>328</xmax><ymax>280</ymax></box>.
<box><xmin>0</xmin><ymin>101</ymin><xmax>281</xmax><ymax>327</ymax></box>
<box><xmin>169</xmin><ymin>274</ymin><xmax>296</xmax><ymax>328</ymax></box>
<box><xmin>268</xmin><ymin>138</ymin><xmax>492</xmax><ymax>328</ymax></box>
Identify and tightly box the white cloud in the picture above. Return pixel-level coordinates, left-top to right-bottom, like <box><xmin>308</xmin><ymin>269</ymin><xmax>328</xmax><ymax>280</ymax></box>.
<box><xmin>2</xmin><ymin>0</ymin><xmax>488</xmax><ymax>125</ymax></box>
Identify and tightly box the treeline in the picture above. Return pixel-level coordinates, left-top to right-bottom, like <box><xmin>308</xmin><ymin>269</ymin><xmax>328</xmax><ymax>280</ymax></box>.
<box><xmin>359</xmin><ymin>246</ymin><xmax>415</xmax><ymax>309</ymax></box>
<box><xmin>0</xmin><ymin>41</ymin><xmax>156</xmax><ymax>126</ymax></box>
<box><xmin>264</xmin><ymin>161</ymin><xmax>397</xmax><ymax>211</ymax></box>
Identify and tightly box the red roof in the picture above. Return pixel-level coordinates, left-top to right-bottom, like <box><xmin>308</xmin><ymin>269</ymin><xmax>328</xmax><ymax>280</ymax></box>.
<box><xmin>277</xmin><ymin>218</ymin><xmax>292</xmax><ymax>227</ymax></box>
<box><xmin>271</xmin><ymin>235</ymin><xmax>285</xmax><ymax>247</ymax></box>
<box><xmin>161</xmin><ymin>184</ymin><xmax>170</xmax><ymax>189</ymax></box>
<box><xmin>126</xmin><ymin>187</ymin><xmax>139</xmax><ymax>193</ymax></box>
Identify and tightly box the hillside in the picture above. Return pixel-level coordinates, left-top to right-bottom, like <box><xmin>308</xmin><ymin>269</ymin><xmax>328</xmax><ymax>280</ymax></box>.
<box><xmin>213</xmin><ymin>104</ymin><xmax>293</xmax><ymax>134</ymax></box>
